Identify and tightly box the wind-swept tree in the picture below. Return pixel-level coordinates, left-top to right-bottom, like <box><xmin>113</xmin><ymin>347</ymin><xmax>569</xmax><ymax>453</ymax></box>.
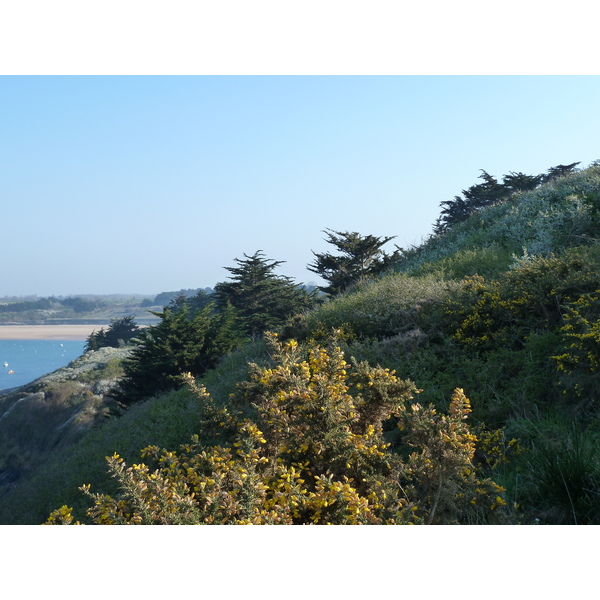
<box><xmin>502</xmin><ymin>171</ymin><xmax>543</xmax><ymax>194</ymax></box>
<box><xmin>85</xmin><ymin>316</ymin><xmax>140</xmax><ymax>352</ymax></box>
<box><xmin>433</xmin><ymin>167</ymin><xmax>552</xmax><ymax>235</ymax></box>
<box><xmin>461</xmin><ymin>170</ymin><xmax>506</xmax><ymax>211</ymax></box>
<box><xmin>308</xmin><ymin>229</ymin><xmax>400</xmax><ymax>296</ymax></box>
<box><xmin>542</xmin><ymin>162</ymin><xmax>581</xmax><ymax>183</ymax></box>
<box><xmin>436</xmin><ymin>195</ymin><xmax>473</xmax><ymax>234</ymax></box>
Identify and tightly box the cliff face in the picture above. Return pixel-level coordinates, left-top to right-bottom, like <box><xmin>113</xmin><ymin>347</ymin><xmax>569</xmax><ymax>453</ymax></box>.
<box><xmin>0</xmin><ymin>346</ymin><xmax>130</xmax><ymax>497</ymax></box>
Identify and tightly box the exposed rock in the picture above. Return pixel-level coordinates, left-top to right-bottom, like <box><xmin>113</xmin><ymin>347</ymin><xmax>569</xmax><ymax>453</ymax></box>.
<box><xmin>0</xmin><ymin>346</ymin><xmax>131</xmax><ymax>496</ymax></box>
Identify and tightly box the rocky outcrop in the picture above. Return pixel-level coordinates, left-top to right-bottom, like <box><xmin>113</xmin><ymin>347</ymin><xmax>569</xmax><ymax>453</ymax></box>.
<box><xmin>0</xmin><ymin>346</ymin><xmax>131</xmax><ymax>497</ymax></box>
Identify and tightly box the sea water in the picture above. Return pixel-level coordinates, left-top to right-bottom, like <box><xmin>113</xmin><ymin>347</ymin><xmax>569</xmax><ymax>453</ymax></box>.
<box><xmin>0</xmin><ymin>340</ymin><xmax>86</xmax><ymax>391</ymax></box>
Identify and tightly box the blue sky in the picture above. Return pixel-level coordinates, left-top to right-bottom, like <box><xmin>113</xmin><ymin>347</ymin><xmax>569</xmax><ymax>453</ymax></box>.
<box><xmin>2</xmin><ymin>75</ymin><xmax>599</xmax><ymax>296</ymax></box>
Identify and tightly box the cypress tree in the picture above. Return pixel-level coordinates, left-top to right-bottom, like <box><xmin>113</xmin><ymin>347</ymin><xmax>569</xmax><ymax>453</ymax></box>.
<box><xmin>214</xmin><ymin>251</ymin><xmax>313</xmax><ymax>339</ymax></box>
<box><xmin>308</xmin><ymin>229</ymin><xmax>399</xmax><ymax>296</ymax></box>
<box><xmin>112</xmin><ymin>304</ymin><xmax>238</xmax><ymax>407</ymax></box>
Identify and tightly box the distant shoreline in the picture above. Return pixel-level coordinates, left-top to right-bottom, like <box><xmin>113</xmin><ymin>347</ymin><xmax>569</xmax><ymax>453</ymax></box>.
<box><xmin>0</xmin><ymin>324</ymin><xmax>104</xmax><ymax>340</ymax></box>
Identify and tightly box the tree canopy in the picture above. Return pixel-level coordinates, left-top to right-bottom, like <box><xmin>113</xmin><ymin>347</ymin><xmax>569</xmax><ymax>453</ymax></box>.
<box><xmin>112</xmin><ymin>304</ymin><xmax>240</xmax><ymax>407</ymax></box>
<box><xmin>84</xmin><ymin>316</ymin><xmax>141</xmax><ymax>352</ymax></box>
<box><xmin>214</xmin><ymin>251</ymin><xmax>314</xmax><ymax>339</ymax></box>
<box><xmin>433</xmin><ymin>163</ymin><xmax>581</xmax><ymax>235</ymax></box>
<box><xmin>109</xmin><ymin>251</ymin><xmax>313</xmax><ymax>406</ymax></box>
<box><xmin>308</xmin><ymin>229</ymin><xmax>400</xmax><ymax>296</ymax></box>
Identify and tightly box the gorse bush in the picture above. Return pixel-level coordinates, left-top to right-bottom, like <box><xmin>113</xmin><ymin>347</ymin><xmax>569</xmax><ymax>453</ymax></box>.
<box><xmin>46</xmin><ymin>334</ymin><xmax>510</xmax><ymax>525</ymax></box>
<box><xmin>444</xmin><ymin>246</ymin><xmax>600</xmax><ymax>353</ymax></box>
<box><xmin>554</xmin><ymin>290</ymin><xmax>600</xmax><ymax>405</ymax></box>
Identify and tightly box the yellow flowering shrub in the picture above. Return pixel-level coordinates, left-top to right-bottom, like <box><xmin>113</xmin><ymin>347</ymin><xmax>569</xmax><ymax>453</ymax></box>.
<box><xmin>46</xmin><ymin>333</ymin><xmax>508</xmax><ymax>525</ymax></box>
<box><xmin>553</xmin><ymin>290</ymin><xmax>600</xmax><ymax>403</ymax></box>
<box><xmin>445</xmin><ymin>248</ymin><xmax>600</xmax><ymax>354</ymax></box>
<box><xmin>396</xmin><ymin>389</ymin><xmax>508</xmax><ymax>524</ymax></box>
<box><xmin>475</xmin><ymin>426</ymin><xmax>524</xmax><ymax>471</ymax></box>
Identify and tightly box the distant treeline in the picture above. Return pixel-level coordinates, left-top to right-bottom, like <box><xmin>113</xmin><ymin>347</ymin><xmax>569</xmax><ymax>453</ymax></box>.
<box><xmin>0</xmin><ymin>296</ymin><xmax>107</xmax><ymax>314</ymax></box>
<box><xmin>0</xmin><ymin>291</ymin><xmax>211</xmax><ymax>314</ymax></box>
<box><xmin>0</xmin><ymin>297</ymin><xmax>55</xmax><ymax>312</ymax></box>
<box><xmin>144</xmin><ymin>285</ymin><xmax>320</xmax><ymax>309</ymax></box>
<box><xmin>141</xmin><ymin>288</ymin><xmax>214</xmax><ymax>308</ymax></box>
<box><xmin>0</xmin><ymin>297</ymin><xmax>103</xmax><ymax>313</ymax></box>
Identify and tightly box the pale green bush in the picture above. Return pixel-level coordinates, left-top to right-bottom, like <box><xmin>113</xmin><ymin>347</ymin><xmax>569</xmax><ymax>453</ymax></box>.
<box><xmin>397</xmin><ymin>166</ymin><xmax>600</xmax><ymax>274</ymax></box>
<box><xmin>299</xmin><ymin>273</ymin><xmax>458</xmax><ymax>340</ymax></box>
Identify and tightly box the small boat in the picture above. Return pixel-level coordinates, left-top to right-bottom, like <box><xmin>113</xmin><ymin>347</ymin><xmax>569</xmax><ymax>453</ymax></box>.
<box><xmin>8</xmin><ymin>370</ymin><xmax>14</xmax><ymax>375</ymax></box>
<box><xmin>3</xmin><ymin>362</ymin><xmax>7</xmax><ymax>367</ymax></box>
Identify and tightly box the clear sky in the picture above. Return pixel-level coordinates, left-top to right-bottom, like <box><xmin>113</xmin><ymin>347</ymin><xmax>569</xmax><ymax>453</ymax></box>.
<box><xmin>2</xmin><ymin>75</ymin><xmax>599</xmax><ymax>297</ymax></box>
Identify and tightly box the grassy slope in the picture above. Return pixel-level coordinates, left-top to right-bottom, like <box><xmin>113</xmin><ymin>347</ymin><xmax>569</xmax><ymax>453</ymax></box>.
<box><xmin>3</xmin><ymin>166</ymin><xmax>600</xmax><ymax>524</ymax></box>
<box><xmin>288</xmin><ymin>166</ymin><xmax>600</xmax><ymax>523</ymax></box>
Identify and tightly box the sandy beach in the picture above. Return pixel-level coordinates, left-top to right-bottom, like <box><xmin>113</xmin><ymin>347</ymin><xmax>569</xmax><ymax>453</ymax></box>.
<box><xmin>0</xmin><ymin>324</ymin><xmax>105</xmax><ymax>340</ymax></box>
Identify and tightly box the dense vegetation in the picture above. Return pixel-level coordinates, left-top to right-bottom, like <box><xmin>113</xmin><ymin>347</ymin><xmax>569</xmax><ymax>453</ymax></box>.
<box><xmin>84</xmin><ymin>316</ymin><xmax>141</xmax><ymax>351</ymax></box>
<box><xmin>308</xmin><ymin>229</ymin><xmax>400</xmax><ymax>295</ymax></box>
<box><xmin>3</xmin><ymin>161</ymin><xmax>600</xmax><ymax>525</ymax></box>
<box><xmin>0</xmin><ymin>295</ymin><xmax>109</xmax><ymax>322</ymax></box>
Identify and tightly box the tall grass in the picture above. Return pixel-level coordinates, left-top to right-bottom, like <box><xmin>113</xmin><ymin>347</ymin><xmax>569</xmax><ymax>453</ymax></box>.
<box><xmin>515</xmin><ymin>415</ymin><xmax>600</xmax><ymax>524</ymax></box>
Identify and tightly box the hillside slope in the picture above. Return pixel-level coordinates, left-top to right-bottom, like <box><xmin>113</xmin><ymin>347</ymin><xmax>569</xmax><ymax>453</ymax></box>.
<box><xmin>3</xmin><ymin>165</ymin><xmax>600</xmax><ymax>525</ymax></box>
<box><xmin>396</xmin><ymin>164</ymin><xmax>600</xmax><ymax>278</ymax></box>
<box><xmin>0</xmin><ymin>347</ymin><xmax>130</xmax><ymax>498</ymax></box>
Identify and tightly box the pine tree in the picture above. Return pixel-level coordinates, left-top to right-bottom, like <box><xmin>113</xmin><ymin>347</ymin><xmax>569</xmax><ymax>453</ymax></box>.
<box><xmin>112</xmin><ymin>304</ymin><xmax>239</xmax><ymax>407</ymax></box>
<box><xmin>214</xmin><ymin>251</ymin><xmax>313</xmax><ymax>339</ymax></box>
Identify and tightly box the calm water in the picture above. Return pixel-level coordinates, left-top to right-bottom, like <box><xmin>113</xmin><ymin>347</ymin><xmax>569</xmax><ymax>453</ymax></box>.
<box><xmin>0</xmin><ymin>340</ymin><xmax>86</xmax><ymax>391</ymax></box>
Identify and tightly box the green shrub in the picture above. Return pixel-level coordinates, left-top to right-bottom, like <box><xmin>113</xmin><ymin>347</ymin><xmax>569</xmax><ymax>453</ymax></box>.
<box><xmin>113</xmin><ymin>304</ymin><xmax>241</xmax><ymax>407</ymax></box>
<box><xmin>288</xmin><ymin>273</ymin><xmax>458</xmax><ymax>342</ymax></box>
<box><xmin>411</xmin><ymin>245</ymin><xmax>513</xmax><ymax>281</ymax></box>
<box><xmin>554</xmin><ymin>290</ymin><xmax>600</xmax><ymax>407</ymax></box>
<box><xmin>85</xmin><ymin>316</ymin><xmax>141</xmax><ymax>352</ymax></box>
<box><xmin>444</xmin><ymin>246</ymin><xmax>600</xmax><ymax>352</ymax></box>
